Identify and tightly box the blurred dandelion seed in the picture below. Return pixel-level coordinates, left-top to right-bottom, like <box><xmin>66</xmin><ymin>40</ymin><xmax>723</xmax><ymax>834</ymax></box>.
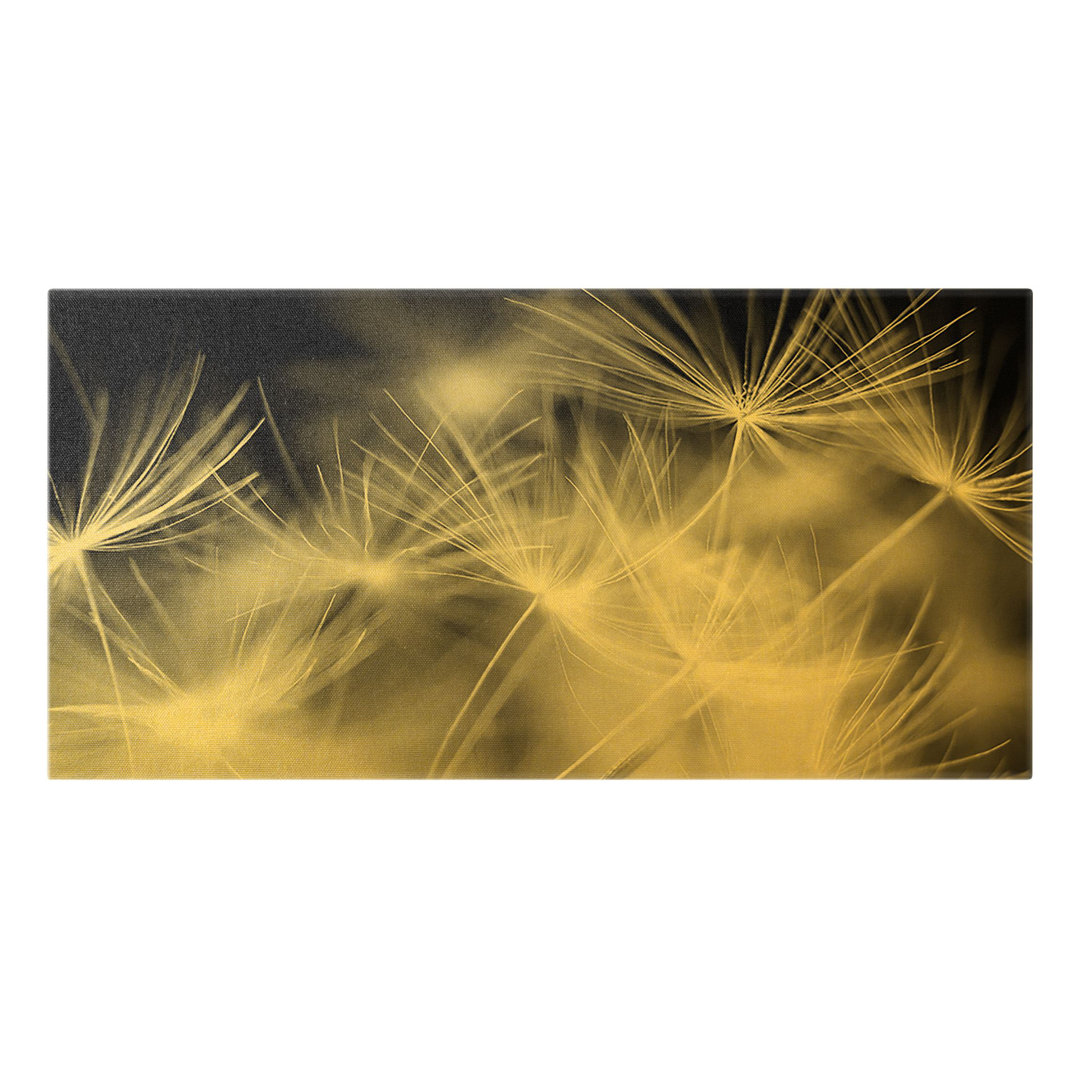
<box><xmin>556</xmin><ymin>544</ymin><xmax>790</xmax><ymax>778</ymax></box>
<box><xmin>359</xmin><ymin>395</ymin><xmax>738</xmax><ymax>776</ymax></box>
<box><xmin>49</xmin><ymin>341</ymin><xmax>262</xmax><ymax>771</ymax></box>
<box><xmin>51</xmin><ymin>564</ymin><xmax>381</xmax><ymax>774</ymax></box>
<box><xmin>569</xmin><ymin>589</ymin><xmax>1003</xmax><ymax>778</ymax></box>
<box><xmin>235</xmin><ymin>389</ymin><xmax>450</xmax><ymax>614</ymax></box>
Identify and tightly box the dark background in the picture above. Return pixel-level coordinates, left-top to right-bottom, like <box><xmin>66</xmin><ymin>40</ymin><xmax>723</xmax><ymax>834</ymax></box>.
<box><xmin>48</xmin><ymin>288</ymin><xmax>1031</xmax><ymax>486</ymax></box>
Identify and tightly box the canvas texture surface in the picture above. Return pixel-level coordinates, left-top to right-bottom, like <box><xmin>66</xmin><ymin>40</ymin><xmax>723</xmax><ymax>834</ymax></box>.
<box><xmin>47</xmin><ymin>290</ymin><xmax>1032</xmax><ymax>778</ymax></box>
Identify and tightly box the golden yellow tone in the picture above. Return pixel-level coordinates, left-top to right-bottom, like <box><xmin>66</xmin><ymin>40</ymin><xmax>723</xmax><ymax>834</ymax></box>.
<box><xmin>48</xmin><ymin>290</ymin><xmax>1032</xmax><ymax>778</ymax></box>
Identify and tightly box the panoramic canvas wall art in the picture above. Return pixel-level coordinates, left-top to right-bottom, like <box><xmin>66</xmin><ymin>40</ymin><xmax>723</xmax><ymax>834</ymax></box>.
<box><xmin>48</xmin><ymin>290</ymin><xmax>1032</xmax><ymax>779</ymax></box>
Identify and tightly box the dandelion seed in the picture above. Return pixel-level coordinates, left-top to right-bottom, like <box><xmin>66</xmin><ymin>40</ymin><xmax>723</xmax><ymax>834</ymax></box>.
<box><xmin>568</xmin><ymin>579</ymin><xmax>1004</xmax><ymax>778</ymax></box>
<box><xmin>362</xmin><ymin>395</ymin><xmax>733</xmax><ymax>776</ymax></box>
<box><xmin>510</xmin><ymin>290</ymin><xmax>967</xmax><ymax>451</ymax></box>
<box><xmin>48</xmin><ymin>345</ymin><xmax>262</xmax><ymax>770</ymax></box>
<box><xmin>50</xmin><ymin>562</ymin><xmax>380</xmax><ymax>775</ymax></box>
<box><xmin>556</xmin><ymin>543</ymin><xmax>788</xmax><ymax>778</ymax></box>
<box><xmin>49</xmin><ymin>351</ymin><xmax>262</xmax><ymax>576</ymax></box>
<box><xmin>800</xmin><ymin>363</ymin><xmax>1030</xmax><ymax>626</ymax></box>
<box><xmin>860</xmin><ymin>360</ymin><xmax>1031</xmax><ymax>561</ymax></box>
<box><xmin>232</xmin><ymin>404</ymin><xmax>451</xmax><ymax>615</ymax></box>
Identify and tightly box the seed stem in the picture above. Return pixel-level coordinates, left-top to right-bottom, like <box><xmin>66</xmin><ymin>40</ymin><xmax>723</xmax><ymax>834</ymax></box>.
<box><xmin>808</xmin><ymin>487</ymin><xmax>949</xmax><ymax>616</ymax></box>
<box><xmin>74</xmin><ymin>554</ymin><xmax>134</xmax><ymax>772</ymax></box>
<box><xmin>557</xmin><ymin>660</ymin><xmax>694</xmax><ymax>778</ymax></box>
<box><xmin>428</xmin><ymin>595</ymin><xmax>539</xmax><ymax>778</ymax></box>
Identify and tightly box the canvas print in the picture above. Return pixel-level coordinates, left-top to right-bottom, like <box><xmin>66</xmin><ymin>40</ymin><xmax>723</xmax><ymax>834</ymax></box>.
<box><xmin>48</xmin><ymin>290</ymin><xmax>1032</xmax><ymax>778</ymax></box>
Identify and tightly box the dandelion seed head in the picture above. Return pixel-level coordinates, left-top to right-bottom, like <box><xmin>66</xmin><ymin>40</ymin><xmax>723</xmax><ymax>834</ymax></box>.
<box><xmin>48</xmin><ymin>352</ymin><xmax>261</xmax><ymax>570</ymax></box>
<box><xmin>863</xmin><ymin>360</ymin><xmax>1031</xmax><ymax>559</ymax></box>
<box><xmin>141</xmin><ymin>677</ymin><xmax>254</xmax><ymax>749</ymax></box>
<box><xmin>512</xmin><ymin>290</ymin><xmax>966</xmax><ymax>448</ymax></box>
<box><xmin>48</xmin><ymin>528</ymin><xmax>90</xmax><ymax>577</ymax></box>
<box><xmin>339</xmin><ymin>555</ymin><xmax>401</xmax><ymax>592</ymax></box>
<box><xmin>277</xmin><ymin>543</ymin><xmax>410</xmax><ymax>600</ymax></box>
<box><xmin>534</xmin><ymin>577</ymin><xmax>597</xmax><ymax>623</ymax></box>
